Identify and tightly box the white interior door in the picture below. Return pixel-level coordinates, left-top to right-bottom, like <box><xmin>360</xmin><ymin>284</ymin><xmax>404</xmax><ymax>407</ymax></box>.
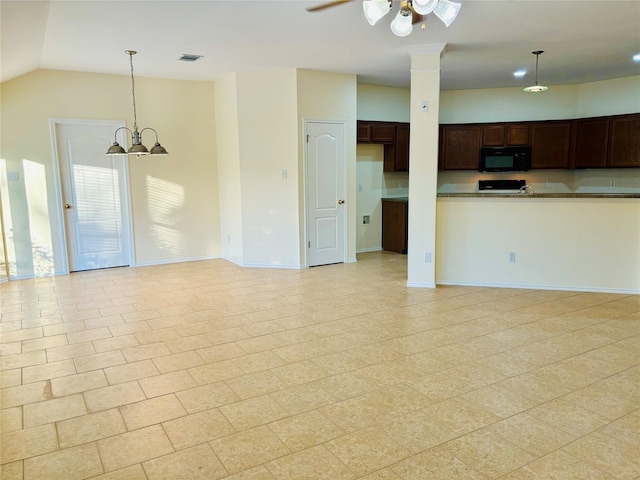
<box><xmin>55</xmin><ymin>122</ymin><xmax>132</xmax><ymax>272</ymax></box>
<box><xmin>306</xmin><ymin>121</ymin><xmax>346</xmax><ymax>267</ymax></box>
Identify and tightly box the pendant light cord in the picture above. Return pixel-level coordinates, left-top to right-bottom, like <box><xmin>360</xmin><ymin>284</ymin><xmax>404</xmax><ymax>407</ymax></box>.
<box><xmin>534</xmin><ymin>53</ymin><xmax>539</xmax><ymax>85</ymax></box>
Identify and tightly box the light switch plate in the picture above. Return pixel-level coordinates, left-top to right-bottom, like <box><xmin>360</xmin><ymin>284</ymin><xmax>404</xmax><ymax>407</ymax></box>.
<box><xmin>7</xmin><ymin>171</ymin><xmax>19</xmax><ymax>182</ymax></box>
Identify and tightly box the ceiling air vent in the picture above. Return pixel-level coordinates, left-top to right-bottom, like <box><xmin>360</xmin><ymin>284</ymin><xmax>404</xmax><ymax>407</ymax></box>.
<box><xmin>179</xmin><ymin>54</ymin><xmax>203</xmax><ymax>62</ymax></box>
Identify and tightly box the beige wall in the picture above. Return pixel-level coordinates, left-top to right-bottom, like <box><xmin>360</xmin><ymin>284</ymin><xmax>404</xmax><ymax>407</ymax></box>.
<box><xmin>215</xmin><ymin>73</ymin><xmax>243</xmax><ymax>264</ymax></box>
<box><xmin>236</xmin><ymin>69</ymin><xmax>300</xmax><ymax>267</ymax></box>
<box><xmin>357</xmin><ymin>84</ymin><xmax>411</xmax><ymax>122</ymax></box>
<box><xmin>297</xmin><ymin>69</ymin><xmax>358</xmax><ymax>263</ymax></box>
<box><xmin>439</xmin><ymin>75</ymin><xmax>640</xmax><ymax>124</ymax></box>
<box><xmin>1</xmin><ymin>69</ymin><xmax>219</xmax><ymax>277</ymax></box>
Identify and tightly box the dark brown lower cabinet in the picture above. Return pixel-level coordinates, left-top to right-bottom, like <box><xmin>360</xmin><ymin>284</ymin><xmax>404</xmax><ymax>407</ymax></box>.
<box><xmin>382</xmin><ymin>199</ymin><xmax>408</xmax><ymax>254</ymax></box>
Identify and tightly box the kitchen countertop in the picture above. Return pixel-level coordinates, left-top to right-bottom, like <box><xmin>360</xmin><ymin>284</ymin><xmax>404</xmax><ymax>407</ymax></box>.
<box><xmin>381</xmin><ymin>197</ymin><xmax>409</xmax><ymax>202</ymax></box>
<box><xmin>437</xmin><ymin>193</ymin><xmax>640</xmax><ymax>198</ymax></box>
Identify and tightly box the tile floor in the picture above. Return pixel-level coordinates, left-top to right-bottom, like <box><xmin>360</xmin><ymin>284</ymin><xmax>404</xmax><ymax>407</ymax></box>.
<box><xmin>0</xmin><ymin>251</ymin><xmax>638</xmax><ymax>479</ymax></box>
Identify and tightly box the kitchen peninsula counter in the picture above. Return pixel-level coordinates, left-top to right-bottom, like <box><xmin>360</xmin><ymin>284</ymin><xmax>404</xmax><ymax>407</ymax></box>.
<box><xmin>435</xmin><ymin>193</ymin><xmax>639</xmax><ymax>293</ymax></box>
<box><xmin>437</xmin><ymin>193</ymin><xmax>640</xmax><ymax>198</ymax></box>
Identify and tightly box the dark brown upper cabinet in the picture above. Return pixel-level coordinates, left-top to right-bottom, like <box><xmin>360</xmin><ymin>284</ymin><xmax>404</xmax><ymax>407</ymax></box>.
<box><xmin>439</xmin><ymin>113</ymin><xmax>638</xmax><ymax>171</ymax></box>
<box><xmin>572</xmin><ymin>117</ymin><xmax>610</xmax><ymax>168</ymax></box>
<box><xmin>482</xmin><ymin>124</ymin><xmax>530</xmax><ymax>146</ymax></box>
<box><xmin>384</xmin><ymin>123</ymin><xmax>410</xmax><ymax>172</ymax></box>
<box><xmin>530</xmin><ymin>121</ymin><xmax>572</xmax><ymax>169</ymax></box>
<box><xmin>440</xmin><ymin>125</ymin><xmax>482</xmax><ymax>170</ymax></box>
<box><xmin>357</xmin><ymin>121</ymin><xmax>410</xmax><ymax>172</ymax></box>
<box><xmin>357</xmin><ymin>121</ymin><xmax>396</xmax><ymax>144</ymax></box>
<box><xmin>608</xmin><ymin>114</ymin><xmax>640</xmax><ymax>167</ymax></box>
<box><xmin>357</xmin><ymin>122</ymin><xmax>372</xmax><ymax>143</ymax></box>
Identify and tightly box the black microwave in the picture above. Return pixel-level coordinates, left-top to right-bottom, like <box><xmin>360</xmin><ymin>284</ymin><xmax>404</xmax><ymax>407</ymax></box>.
<box><xmin>479</xmin><ymin>146</ymin><xmax>531</xmax><ymax>172</ymax></box>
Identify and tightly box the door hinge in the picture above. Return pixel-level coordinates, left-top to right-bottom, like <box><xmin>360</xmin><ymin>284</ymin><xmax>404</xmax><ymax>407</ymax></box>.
<box><xmin>308</xmin><ymin>241</ymin><xmax>311</xmax><ymax>248</ymax></box>
<box><xmin>306</xmin><ymin>134</ymin><xmax>309</xmax><ymax>143</ymax></box>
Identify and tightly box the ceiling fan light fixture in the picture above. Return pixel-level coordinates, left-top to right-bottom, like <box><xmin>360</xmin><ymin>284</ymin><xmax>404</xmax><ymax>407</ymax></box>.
<box><xmin>363</xmin><ymin>0</ymin><xmax>392</xmax><ymax>25</ymax></box>
<box><xmin>390</xmin><ymin>6</ymin><xmax>413</xmax><ymax>36</ymax></box>
<box><xmin>524</xmin><ymin>50</ymin><xmax>548</xmax><ymax>93</ymax></box>
<box><xmin>434</xmin><ymin>0</ymin><xmax>461</xmax><ymax>27</ymax></box>
<box><xmin>412</xmin><ymin>0</ymin><xmax>439</xmax><ymax>15</ymax></box>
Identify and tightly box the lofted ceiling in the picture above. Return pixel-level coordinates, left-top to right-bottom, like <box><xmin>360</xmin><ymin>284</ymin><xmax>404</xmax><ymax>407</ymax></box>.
<box><xmin>1</xmin><ymin>0</ymin><xmax>639</xmax><ymax>90</ymax></box>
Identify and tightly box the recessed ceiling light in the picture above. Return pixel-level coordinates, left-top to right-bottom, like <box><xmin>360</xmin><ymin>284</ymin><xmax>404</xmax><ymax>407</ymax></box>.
<box><xmin>633</xmin><ymin>53</ymin><xmax>640</xmax><ymax>62</ymax></box>
<box><xmin>513</xmin><ymin>69</ymin><xmax>527</xmax><ymax>78</ymax></box>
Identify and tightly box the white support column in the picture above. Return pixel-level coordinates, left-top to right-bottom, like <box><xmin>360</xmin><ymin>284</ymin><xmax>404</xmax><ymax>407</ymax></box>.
<box><xmin>406</xmin><ymin>44</ymin><xmax>446</xmax><ymax>288</ymax></box>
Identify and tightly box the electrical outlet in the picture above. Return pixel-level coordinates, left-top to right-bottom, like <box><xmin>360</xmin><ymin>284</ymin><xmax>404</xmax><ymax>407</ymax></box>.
<box><xmin>424</xmin><ymin>252</ymin><xmax>432</xmax><ymax>263</ymax></box>
<box><xmin>508</xmin><ymin>252</ymin><xmax>516</xmax><ymax>263</ymax></box>
<box><xmin>546</xmin><ymin>180</ymin><xmax>552</xmax><ymax>188</ymax></box>
<box><xmin>357</xmin><ymin>183</ymin><xmax>363</xmax><ymax>192</ymax></box>
<box><xmin>610</xmin><ymin>181</ymin><xmax>616</xmax><ymax>189</ymax></box>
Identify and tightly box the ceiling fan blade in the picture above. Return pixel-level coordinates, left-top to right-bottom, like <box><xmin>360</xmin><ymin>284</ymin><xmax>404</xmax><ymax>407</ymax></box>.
<box><xmin>306</xmin><ymin>0</ymin><xmax>353</xmax><ymax>12</ymax></box>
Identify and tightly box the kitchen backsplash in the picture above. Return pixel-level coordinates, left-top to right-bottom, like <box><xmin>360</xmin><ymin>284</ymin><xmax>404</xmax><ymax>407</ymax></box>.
<box><xmin>437</xmin><ymin>169</ymin><xmax>640</xmax><ymax>194</ymax></box>
<box><xmin>382</xmin><ymin>171</ymin><xmax>409</xmax><ymax>198</ymax></box>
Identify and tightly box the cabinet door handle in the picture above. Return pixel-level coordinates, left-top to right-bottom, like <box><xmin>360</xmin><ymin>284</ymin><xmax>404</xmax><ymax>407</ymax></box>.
<box><xmin>337</xmin><ymin>199</ymin><xmax>345</xmax><ymax>205</ymax></box>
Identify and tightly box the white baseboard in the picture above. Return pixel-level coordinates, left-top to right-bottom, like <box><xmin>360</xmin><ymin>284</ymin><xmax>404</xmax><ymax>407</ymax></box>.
<box><xmin>435</xmin><ymin>280</ymin><xmax>639</xmax><ymax>295</ymax></box>
<box><xmin>356</xmin><ymin>247</ymin><xmax>382</xmax><ymax>254</ymax></box>
<box><xmin>134</xmin><ymin>255</ymin><xmax>220</xmax><ymax>268</ymax></box>
<box><xmin>221</xmin><ymin>256</ymin><xmax>304</xmax><ymax>270</ymax></box>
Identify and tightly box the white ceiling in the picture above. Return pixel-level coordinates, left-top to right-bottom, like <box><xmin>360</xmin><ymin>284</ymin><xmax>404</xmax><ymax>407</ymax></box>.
<box><xmin>1</xmin><ymin>0</ymin><xmax>639</xmax><ymax>90</ymax></box>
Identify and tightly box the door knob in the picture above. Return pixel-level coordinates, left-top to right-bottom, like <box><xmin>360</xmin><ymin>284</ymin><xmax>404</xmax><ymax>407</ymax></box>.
<box><xmin>64</xmin><ymin>203</ymin><xmax>73</xmax><ymax>209</ymax></box>
<box><xmin>338</xmin><ymin>199</ymin><xmax>345</xmax><ymax>205</ymax></box>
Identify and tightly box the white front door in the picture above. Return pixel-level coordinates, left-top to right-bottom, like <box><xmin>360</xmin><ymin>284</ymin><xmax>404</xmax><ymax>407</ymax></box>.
<box><xmin>54</xmin><ymin>121</ymin><xmax>132</xmax><ymax>272</ymax></box>
<box><xmin>306</xmin><ymin>121</ymin><xmax>346</xmax><ymax>267</ymax></box>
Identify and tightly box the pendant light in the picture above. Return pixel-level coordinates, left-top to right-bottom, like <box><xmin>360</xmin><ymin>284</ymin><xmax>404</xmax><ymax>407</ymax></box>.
<box><xmin>106</xmin><ymin>50</ymin><xmax>168</xmax><ymax>156</ymax></box>
<box><xmin>524</xmin><ymin>50</ymin><xmax>549</xmax><ymax>93</ymax></box>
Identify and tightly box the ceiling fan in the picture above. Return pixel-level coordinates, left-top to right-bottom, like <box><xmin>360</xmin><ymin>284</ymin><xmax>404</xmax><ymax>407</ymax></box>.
<box><xmin>306</xmin><ymin>0</ymin><xmax>461</xmax><ymax>37</ymax></box>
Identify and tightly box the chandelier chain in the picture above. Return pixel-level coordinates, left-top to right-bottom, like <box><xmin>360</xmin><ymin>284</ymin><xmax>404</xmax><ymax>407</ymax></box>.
<box><xmin>128</xmin><ymin>52</ymin><xmax>138</xmax><ymax>131</ymax></box>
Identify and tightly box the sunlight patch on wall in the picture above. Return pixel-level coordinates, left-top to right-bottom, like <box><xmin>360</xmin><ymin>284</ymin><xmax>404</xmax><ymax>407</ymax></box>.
<box><xmin>0</xmin><ymin>159</ymin><xmax>14</xmax><ymax>278</ymax></box>
<box><xmin>146</xmin><ymin>175</ymin><xmax>185</xmax><ymax>255</ymax></box>
<box><xmin>23</xmin><ymin>159</ymin><xmax>55</xmax><ymax>275</ymax></box>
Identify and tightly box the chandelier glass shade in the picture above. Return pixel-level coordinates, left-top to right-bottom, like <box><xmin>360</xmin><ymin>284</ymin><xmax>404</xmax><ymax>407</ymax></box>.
<box><xmin>106</xmin><ymin>50</ymin><xmax>168</xmax><ymax>156</ymax></box>
<box><xmin>363</xmin><ymin>0</ymin><xmax>461</xmax><ymax>36</ymax></box>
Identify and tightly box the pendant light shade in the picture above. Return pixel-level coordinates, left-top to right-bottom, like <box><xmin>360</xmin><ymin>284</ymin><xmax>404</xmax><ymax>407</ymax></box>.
<box><xmin>106</xmin><ymin>50</ymin><xmax>168</xmax><ymax>156</ymax></box>
<box><xmin>390</xmin><ymin>6</ymin><xmax>413</xmax><ymax>36</ymax></box>
<box><xmin>363</xmin><ymin>0</ymin><xmax>392</xmax><ymax>25</ymax></box>
<box><xmin>524</xmin><ymin>50</ymin><xmax>548</xmax><ymax>92</ymax></box>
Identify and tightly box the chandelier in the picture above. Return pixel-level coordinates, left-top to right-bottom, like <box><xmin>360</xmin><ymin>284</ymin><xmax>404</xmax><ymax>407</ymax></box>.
<box><xmin>364</xmin><ymin>0</ymin><xmax>462</xmax><ymax>37</ymax></box>
<box><xmin>106</xmin><ymin>50</ymin><xmax>168</xmax><ymax>156</ymax></box>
